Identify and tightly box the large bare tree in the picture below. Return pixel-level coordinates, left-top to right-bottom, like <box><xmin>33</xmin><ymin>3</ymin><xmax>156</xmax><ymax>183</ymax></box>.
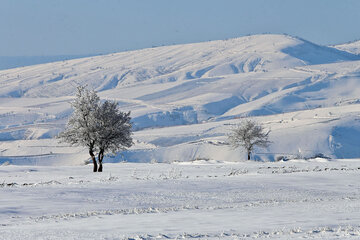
<box><xmin>228</xmin><ymin>119</ymin><xmax>270</xmax><ymax>160</ymax></box>
<box><xmin>59</xmin><ymin>86</ymin><xmax>133</xmax><ymax>172</ymax></box>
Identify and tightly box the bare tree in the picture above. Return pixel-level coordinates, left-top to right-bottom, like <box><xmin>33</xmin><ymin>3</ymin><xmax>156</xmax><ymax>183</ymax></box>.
<box><xmin>228</xmin><ymin>119</ymin><xmax>270</xmax><ymax>160</ymax></box>
<box><xmin>58</xmin><ymin>86</ymin><xmax>133</xmax><ymax>172</ymax></box>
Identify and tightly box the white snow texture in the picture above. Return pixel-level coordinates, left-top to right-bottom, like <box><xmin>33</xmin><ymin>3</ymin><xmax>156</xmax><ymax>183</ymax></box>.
<box><xmin>1</xmin><ymin>34</ymin><xmax>360</xmax><ymax>239</ymax></box>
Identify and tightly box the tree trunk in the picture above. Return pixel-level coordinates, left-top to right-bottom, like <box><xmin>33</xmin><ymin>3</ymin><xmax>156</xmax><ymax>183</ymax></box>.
<box><xmin>247</xmin><ymin>151</ymin><xmax>251</xmax><ymax>160</ymax></box>
<box><xmin>98</xmin><ymin>149</ymin><xmax>104</xmax><ymax>172</ymax></box>
<box><xmin>89</xmin><ymin>149</ymin><xmax>97</xmax><ymax>172</ymax></box>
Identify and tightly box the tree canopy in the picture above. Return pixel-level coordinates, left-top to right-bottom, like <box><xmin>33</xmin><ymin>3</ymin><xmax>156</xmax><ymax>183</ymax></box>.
<box><xmin>228</xmin><ymin>119</ymin><xmax>270</xmax><ymax>160</ymax></box>
<box><xmin>59</xmin><ymin>86</ymin><xmax>133</xmax><ymax>172</ymax></box>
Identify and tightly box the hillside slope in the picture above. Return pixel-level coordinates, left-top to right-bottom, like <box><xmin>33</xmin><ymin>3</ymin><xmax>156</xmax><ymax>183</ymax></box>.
<box><xmin>333</xmin><ymin>40</ymin><xmax>360</xmax><ymax>54</ymax></box>
<box><xmin>0</xmin><ymin>55</ymin><xmax>94</xmax><ymax>71</ymax></box>
<box><xmin>1</xmin><ymin>34</ymin><xmax>359</xmax><ymax>98</ymax></box>
<box><xmin>1</xmin><ymin>34</ymin><xmax>360</xmax><ymax>165</ymax></box>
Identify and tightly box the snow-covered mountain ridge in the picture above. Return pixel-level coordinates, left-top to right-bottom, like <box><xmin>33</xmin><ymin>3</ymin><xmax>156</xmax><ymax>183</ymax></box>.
<box><xmin>1</xmin><ymin>34</ymin><xmax>360</xmax><ymax>164</ymax></box>
<box><xmin>1</xmin><ymin>34</ymin><xmax>359</xmax><ymax>98</ymax></box>
<box><xmin>333</xmin><ymin>39</ymin><xmax>360</xmax><ymax>55</ymax></box>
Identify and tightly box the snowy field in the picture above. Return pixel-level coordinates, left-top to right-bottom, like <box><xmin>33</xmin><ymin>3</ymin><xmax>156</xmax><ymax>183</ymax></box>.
<box><xmin>1</xmin><ymin>34</ymin><xmax>360</xmax><ymax>239</ymax></box>
<box><xmin>1</xmin><ymin>160</ymin><xmax>360</xmax><ymax>239</ymax></box>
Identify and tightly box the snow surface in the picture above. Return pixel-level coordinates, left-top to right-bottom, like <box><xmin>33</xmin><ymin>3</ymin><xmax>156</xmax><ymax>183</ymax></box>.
<box><xmin>1</xmin><ymin>160</ymin><xmax>360</xmax><ymax>239</ymax></box>
<box><xmin>1</xmin><ymin>34</ymin><xmax>360</xmax><ymax>239</ymax></box>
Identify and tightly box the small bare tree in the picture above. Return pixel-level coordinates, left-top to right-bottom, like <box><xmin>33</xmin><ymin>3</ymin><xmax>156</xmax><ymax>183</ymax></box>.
<box><xmin>228</xmin><ymin>119</ymin><xmax>270</xmax><ymax>160</ymax></box>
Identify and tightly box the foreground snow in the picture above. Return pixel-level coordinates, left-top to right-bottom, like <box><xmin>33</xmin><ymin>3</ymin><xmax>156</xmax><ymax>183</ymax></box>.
<box><xmin>1</xmin><ymin>160</ymin><xmax>359</xmax><ymax>239</ymax></box>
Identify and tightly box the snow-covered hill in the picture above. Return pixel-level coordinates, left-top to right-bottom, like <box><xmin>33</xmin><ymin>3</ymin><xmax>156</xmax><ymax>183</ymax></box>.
<box><xmin>1</xmin><ymin>34</ymin><xmax>360</xmax><ymax>165</ymax></box>
<box><xmin>1</xmin><ymin>34</ymin><xmax>359</xmax><ymax>98</ymax></box>
<box><xmin>333</xmin><ymin>40</ymin><xmax>360</xmax><ymax>54</ymax></box>
<box><xmin>0</xmin><ymin>55</ymin><xmax>94</xmax><ymax>71</ymax></box>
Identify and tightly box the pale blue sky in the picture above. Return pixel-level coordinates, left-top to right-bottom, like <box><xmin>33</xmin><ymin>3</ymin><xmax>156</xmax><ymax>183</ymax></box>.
<box><xmin>1</xmin><ymin>0</ymin><xmax>360</xmax><ymax>56</ymax></box>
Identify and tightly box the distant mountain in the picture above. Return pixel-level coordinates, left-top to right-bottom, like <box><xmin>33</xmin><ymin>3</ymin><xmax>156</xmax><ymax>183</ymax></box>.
<box><xmin>0</xmin><ymin>34</ymin><xmax>359</xmax><ymax>98</ymax></box>
<box><xmin>0</xmin><ymin>55</ymin><xmax>96</xmax><ymax>71</ymax></box>
<box><xmin>332</xmin><ymin>40</ymin><xmax>360</xmax><ymax>55</ymax></box>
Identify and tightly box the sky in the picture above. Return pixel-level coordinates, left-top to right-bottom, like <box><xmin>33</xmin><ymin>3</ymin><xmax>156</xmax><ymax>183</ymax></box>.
<box><xmin>1</xmin><ymin>0</ymin><xmax>360</xmax><ymax>56</ymax></box>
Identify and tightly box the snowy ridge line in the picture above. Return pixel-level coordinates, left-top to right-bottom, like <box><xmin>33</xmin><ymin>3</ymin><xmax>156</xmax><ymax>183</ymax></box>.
<box><xmin>122</xmin><ymin>225</ymin><xmax>360</xmax><ymax>240</ymax></box>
